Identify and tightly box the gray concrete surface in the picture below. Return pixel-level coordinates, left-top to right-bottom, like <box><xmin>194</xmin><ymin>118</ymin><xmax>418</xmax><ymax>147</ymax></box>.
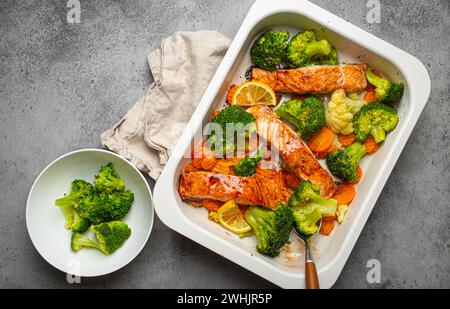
<box><xmin>0</xmin><ymin>0</ymin><xmax>448</xmax><ymax>288</ymax></box>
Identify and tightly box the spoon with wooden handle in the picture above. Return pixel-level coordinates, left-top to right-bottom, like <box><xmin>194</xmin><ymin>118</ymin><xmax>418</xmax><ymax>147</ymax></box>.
<box><xmin>293</xmin><ymin>219</ymin><xmax>322</xmax><ymax>289</ymax></box>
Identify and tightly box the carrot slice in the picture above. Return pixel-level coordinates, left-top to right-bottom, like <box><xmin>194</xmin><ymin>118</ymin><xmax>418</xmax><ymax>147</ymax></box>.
<box><xmin>202</xmin><ymin>200</ymin><xmax>220</xmax><ymax>212</ymax></box>
<box><xmin>191</xmin><ymin>158</ymin><xmax>203</xmax><ymax>169</ymax></box>
<box><xmin>201</xmin><ymin>156</ymin><xmax>217</xmax><ymax>170</ymax></box>
<box><xmin>210</xmin><ymin>109</ymin><xmax>220</xmax><ymax>121</ymax></box>
<box><xmin>316</xmin><ymin>144</ymin><xmax>340</xmax><ymax>159</ymax></box>
<box><xmin>332</xmin><ymin>183</ymin><xmax>357</xmax><ymax>205</ymax></box>
<box><xmin>353</xmin><ymin>166</ymin><xmax>363</xmax><ymax>184</ymax></box>
<box><xmin>308</xmin><ymin>127</ymin><xmax>335</xmax><ymax>153</ymax></box>
<box><xmin>320</xmin><ymin>220</ymin><xmax>335</xmax><ymax>235</ymax></box>
<box><xmin>363</xmin><ymin>136</ymin><xmax>379</xmax><ymax>154</ymax></box>
<box><xmin>211</xmin><ymin>161</ymin><xmax>230</xmax><ymax>175</ymax></box>
<box><xmin>338</xmin><ymin>133</ymin><xmax>356</xmax><ymax>147</ymax></box>
<box><xmin>322</xmin><ymin>215</ymin><xmax>337</xmax><ymax>221</ymax></box>
<box><xmin>226</xmin><ymin>85</ymin><xmax>238</xmax><ymax>104</ymax></box>
<box><xmin>184</xmin><ymin>163</ymin><xmax>198</xmax><ymax>173</ymax></box>
<box><xmin>364</xmin><ymin>87</ymin><xmax>378</xmax><ymax>103</ymax></box>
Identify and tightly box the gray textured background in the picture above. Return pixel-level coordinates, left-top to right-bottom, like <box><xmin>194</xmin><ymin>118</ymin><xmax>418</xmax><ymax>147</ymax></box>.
<box><xmin>0</xmin><ymin>0</ymin><xmax>449</xmax><ymax>288</ymax></box>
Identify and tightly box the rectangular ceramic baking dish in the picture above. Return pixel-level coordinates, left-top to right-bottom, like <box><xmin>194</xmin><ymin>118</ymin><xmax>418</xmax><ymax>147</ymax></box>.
<box><xmin>153</xmin><ymin>0</ymin><xmax>430</xmax><ymax>288</ymax></box>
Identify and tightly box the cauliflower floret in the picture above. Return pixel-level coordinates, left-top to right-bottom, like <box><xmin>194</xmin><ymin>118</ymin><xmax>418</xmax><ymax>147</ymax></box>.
<box><xmin>325</xmin><ymin>89</ymin><xmax>364</xmax><ymax>135</ymax></box>
<box><xmin>337</xmin><ymin>204</ymin><xmax>349</xmax><ymax>224</ymax></box>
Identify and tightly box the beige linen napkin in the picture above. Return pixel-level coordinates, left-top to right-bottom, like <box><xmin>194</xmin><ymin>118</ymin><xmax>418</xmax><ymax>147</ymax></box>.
<box><xmin>101</xmin><ymin>31</ymin><xmax>230</xmax><ymax>180</ymax></box>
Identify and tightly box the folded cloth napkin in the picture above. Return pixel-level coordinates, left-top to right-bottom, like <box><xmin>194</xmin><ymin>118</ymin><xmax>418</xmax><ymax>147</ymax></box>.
<box><xmin>101</xmin><ymin>31</ymin><xmax>230</xmax><ymax>180</ymax></box>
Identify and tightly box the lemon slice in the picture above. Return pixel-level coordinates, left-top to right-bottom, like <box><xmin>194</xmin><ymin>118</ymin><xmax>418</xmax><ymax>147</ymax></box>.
<box><xmin>218</xmin><ymin>200</ymin><xmax>252</xmax><ymax>234</ymax></box>
<box><xmin>232</xmin><ymin>81</ymin><xmax>277</xmax><ymax>106</ymax></box>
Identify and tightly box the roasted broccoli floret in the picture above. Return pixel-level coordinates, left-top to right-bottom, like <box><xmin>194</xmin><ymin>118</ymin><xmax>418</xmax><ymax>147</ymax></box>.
<box><xmin>94</xmin><ymin>162</ymin><xmax>125</xmax><ymax>193</ymax></box>
<box><xmin>207</xmin><ymin>105</ymin><xmax>256</xmax><ymax>155</ymax></box>
<box><xmin>76</xmin><ymin>189</ymin><xmax>134</xmax><ymax>225</ymax></box>
<box><xmin>250</xmin><ymin>29</ymin><xmax>290</xmax><ymax>71</ymax></box>
<box><xmin>365</xmin><ymin>70</ymin><xmax>404</xmax><ymax>104</ymax></box>
<box><xmin>326</xmin><ymin>142</ymin><xmax>366</xmax><ymax>182</ymax></box>
<box><xmin>275</xmin><ymin>98</ymin><xmax>302</xmax><ymax>127</ymax></box>
<box><xmin>285</xmin><ymin>30</ymin><xmax>338</xmax><ymax>68</ymax></box>
<box><xmin>275</xmin><ymin>96</ymin><xmax>326</xmax><ymax>140</ymax></box>
<box><xmin>244</xmin><ymin>204</ymin><xmax>293</xmax><ymax>257</ymax></box>
<box><xmin>288</xmin><ymin>180</ymin><xmax>337</xmax><ymax>236</ymax></box>
<box><xmin>55</xmin><ymin>179</ymin><xmax>92</xmax><ymax>232</ymax></box>
<box><xmin>353</xmin><ymin>101</ymin><xmax>399</xmax><ymax>143</ymax></box>
<box><xmin>71</xmin><ymin>221</ymin><xmax>131</xmax><ymax>254</ymax></box>
<box><xmin>233</xmin><ymin>155</ymin><xmax>261</xmax><ymax>177</ymax></box>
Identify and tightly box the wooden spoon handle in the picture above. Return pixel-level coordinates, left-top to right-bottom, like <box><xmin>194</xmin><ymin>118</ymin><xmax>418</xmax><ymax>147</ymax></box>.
<box><xmin>305</xmin><ymin>261</ymin><xmax>320</xmax><ymax>289</ymax></box>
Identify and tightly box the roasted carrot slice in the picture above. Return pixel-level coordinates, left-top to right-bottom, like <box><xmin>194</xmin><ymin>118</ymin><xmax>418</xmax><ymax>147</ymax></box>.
<box><xmin>332</xmin><ymin>183</ymin><xmax>357</xmax><ymax>205</ymax></box>
<box><xmin>201</xmin><ymin>156</ymin><xmax>217</xmax><ymax>170</ymax></box>
<box><xmin>184</xmin><ymin>163</ymin><xmax>199</xmax><ymax>173</ymax></box>
<box><xmin>320</xmin><ymin>220</ymin><xmax>335</xmax><ymax>235</ymax></box>
<box><xmin>316</xmin><ymin>144</ymin><xmax>340</xmax><ymax>159</ymax></box>
<box><xmin>364</xmin><ymin>87</ymin><xmax>378</xmax><ymax>103</ymax></box>
<box><xmin>338</xmin><ymin>133</ymin><xmax>356</xmax><ymax>147</ymax></box>
<box><xmin>226</xmin><ymin>85</ymin><xmax>238</xmax><ymax>104</ymax></box>
<box><xmin>202</xmin><ymin>199</ymin><xmax>220</xmax><ymax>212</ymax></box>
<box><xmin>308</xmin><ymin>127</ymin><xmax>335</xmax><ymax>153</ymax></box>
<box><xmin>322</xmin><ymin>215</ymin><xmax>337</xmax><ymax>221</ymax></box>
<box><xmin>211</xmin><ymin>161</ymin><xmax>230</xmax><ymax>174</ymax></box>
<box><xmin>210</xmin><ymin>109</ymin><xmax>220</xmax><ymax>121</ymax></box>
<box><xmin>363</xmin><ymin>136</ymin><xmax>379</xmax><ymax>154</ymax></box>
<box><xmin>354</xmin><ymin>166</ymin><xmax>363</xmax><ymax>184</ymax></box>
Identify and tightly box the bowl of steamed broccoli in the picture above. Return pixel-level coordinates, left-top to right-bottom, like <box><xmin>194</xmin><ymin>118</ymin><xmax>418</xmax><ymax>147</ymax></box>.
<box><xmin>26</xmin><ymin>149</ymin><xmax>154</xmax><ymax>277</ymax></box>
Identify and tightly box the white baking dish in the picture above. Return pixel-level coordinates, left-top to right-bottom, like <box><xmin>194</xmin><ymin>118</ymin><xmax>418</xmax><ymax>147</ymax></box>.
<box><xmin>153</xmin><ymin>0</ymin><xmax>430</xmax><ymax>288</ymax></box>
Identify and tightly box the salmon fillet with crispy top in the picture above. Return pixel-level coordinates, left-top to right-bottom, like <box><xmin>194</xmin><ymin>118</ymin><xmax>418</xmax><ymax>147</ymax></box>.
<box><xmin>251</xmin><ymin>64</ymin><xmax>367</xmax><ymax>94</ymax></box>
<box><xmin>246</xmin><ymin>104</ymin><xmax>336</xmax><ymax>197</ymax></box>
<box><xmin>178</xmin><ymin>171</ymin><xmax>292</xmax><ymax>209</ymax></box>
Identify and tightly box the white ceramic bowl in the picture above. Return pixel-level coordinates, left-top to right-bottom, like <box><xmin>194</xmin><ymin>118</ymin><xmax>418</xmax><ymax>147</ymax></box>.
<box><xmin>26</xmin><ymin>149</ymin><xmax>154</xmax><ymax>277</ymax></box>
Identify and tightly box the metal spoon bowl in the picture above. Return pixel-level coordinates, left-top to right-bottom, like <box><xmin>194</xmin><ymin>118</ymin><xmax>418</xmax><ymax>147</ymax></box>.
<box><xmin>293</xmin><ymin>219</ymin><xmax>322</xmax><ymax>289</ymax></box>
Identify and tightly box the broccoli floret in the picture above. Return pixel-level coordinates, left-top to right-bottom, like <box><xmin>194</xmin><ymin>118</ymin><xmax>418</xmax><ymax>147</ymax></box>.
<box><xmin>250</xmin><ymin>29</ymin><xmax>290</xmax><ymax>71</ymax></box>
<box><xmin>275</xmin><ymin>97</ymin><xmax>326</xmax><ymax>140</ymax></box>
<box><xmin>94</xmin><ymin>162</ymin><xmax>126</xmax><ymax>193</ymax></box>
<box><xmin>90</xmin><ymin>221</ymin><xmax>131</xmax><ymax>255</ymax></box>
<box><xmin>365</xmin><ymin>70</ymin><xmax>404</xmax><ymax>104</ymax></box>
<box><xmin>71</xmin><ymin>221</ymin><xmax>131</xmax><ymax>254</ymax></box>
<box><xmin>288</xmin><ymin>180</ymin><xmax>337</xmax><ymax>236</ymax></box>
<box><xmin>76</xmin><ymin>189</ymin><xmax>134</xmax><ymax>224</ymax></box>
<box><xmin>233</xmin><ymin>155</ymin><xmax>261</xmax><ymax>177</ymax></box>
<box><xmin>353</xmin><ymin>101</ymin><xmax>399</xmax><ymax>143</ymax></box>
<box><xmin>326</xmin><ymin>142</ymin><xmax>366</xmax><ymax>182</ymax></box>
<box><xmin>285</xmin><ymin>30</ymin><xmax>338</xmax><ymax>68</ymax></box>
<box><xmin>55</xmin><ymin>179</ymin><xmax>92</xmax><ymax>232</ymax></box>
<box><xmin>61</xmin><ymin>208</ymin><xmax>90</xmax><ymax>233</ymax></box>
<box><xmin>275</xmin><ymin>98</ymin><xmax>302</xmax><ymax>127</ymax></box>
<box><xmin>207</xmin><ymin>105</ymin><xmax>256</xmax><ymax>155</ymax></box>
<box><xmin>244</xmin><ymin>204</ymin><xmax>293</xmax><ymax>257</ymax></box>
<box><xmin>71</xmin><ymin>232</ymin><xmax>99</xmax><ymax>252</ymax></box>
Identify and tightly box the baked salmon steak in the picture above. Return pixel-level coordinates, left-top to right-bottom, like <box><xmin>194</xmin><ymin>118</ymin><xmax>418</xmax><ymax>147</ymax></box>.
<box><xmin>247</xmin><ymin>104</ymin><xmax>336</xmax><ymax>197</ymax></box>
<box><xmin>178</xmin><ymin>171</ymin><xmax>292</xmax><ymax>209</ymax></box>
<box><xmin>251</xmin><ymin>64</ymin><xmax>367</xmax><ymax>94</ymax></box>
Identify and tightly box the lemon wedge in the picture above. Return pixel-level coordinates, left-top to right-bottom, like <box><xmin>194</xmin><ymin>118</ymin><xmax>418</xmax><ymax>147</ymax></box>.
<box><xmin>232</xmin><ymin>81</ymin><xmax>277</xmax><ymax>106</ymax></box>
<box><xmin>217</xmin><ymin>200</ymin><xmax>252</xmax><ymax>234</ymax></box>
